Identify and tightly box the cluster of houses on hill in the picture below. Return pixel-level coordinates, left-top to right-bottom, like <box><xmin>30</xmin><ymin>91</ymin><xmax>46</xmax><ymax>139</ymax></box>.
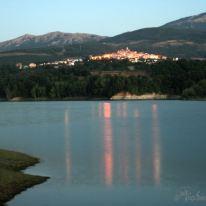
<box><xmin>16</xmin><ymin>58</ymin><xmax>83</xmax><ymax>70</ymax></box>
<box><xmin>39</xmin><ymin>58</ymin><xmax>83</xmax><ymax>68</ymax></box>
<box><xmin>16</xmin><ymin>48</ymin><xmax>178</xmax><ymax>70</ymax></box>
<box><xmin>16</xmin><ymin>63</ymin><xmax>37</xmax><ymax>70</ymax></box>
<box><xmin>89</xmin><ymin>48</ymin><xmax>169</xmax><ymax>63</ymax></box>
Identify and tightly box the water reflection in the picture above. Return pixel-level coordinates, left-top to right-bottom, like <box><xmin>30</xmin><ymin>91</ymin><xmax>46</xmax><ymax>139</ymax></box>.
<box><xmin>98</xmin><ymin>103</ymin><xmax>103</xmax><ymax>118</ymax></box>
<box><xmin>116</xmin><ymin>103</ymin><xmax>122</xmax><ymax>118</ymax></box>
<box><xmin>151</xmin><ymin>104</ymin><xmax>162</xmax><ymax>185</ymax></box>
<box><xmin>103</xmin><ymin>103</ymin><xmax>112</xmax><ymax>119</ymax></box>
<box><xmin>120</xmin><ymin>128</ymin><xmax>129</xmax><ymax>184</ymax></box>
<box><xmin>122</xmin><ymin>102</ymin><xmax>128</xmax><ymax>118</ymax></box>
<box><xmin>103</xmin><ymin>103</ymin><xmax>113</xmax><ymax>186</ymax></box>
<box><xmin>64</xmin><ymin>109</ymin><xmax>72</xmax><ymax>182</ymax></box>
<box><xmin>134</xmin><ymin>109</ymin><xmax>142</xmax><ymax>184</ymax></box>
<box><xmin>100</xmin><ymin>102</ymin><xmax>164</xmax><ymax>186</ymax></box>
<box><xmin>3</xmin><ymin>102</ymin><xmax>206</xmax><ymax>206</ymax></box>
<box><xmin>63</xmin><ymin>102</ymin><xmax>162</xmax><ymax>186</ymax></box>
<box><xmin>116</xmin><ymin>102</ymin><xmax>128</xmax><ymax>118</ymax></box>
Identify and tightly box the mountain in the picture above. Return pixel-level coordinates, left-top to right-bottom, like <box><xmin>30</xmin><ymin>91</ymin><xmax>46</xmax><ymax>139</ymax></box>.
<box><xmin>0</xmin><ymin>32</ymin><xmax>106</xmax><ymax>52</ymax></box>
<box><xmin>0</xmin><ymin>12</ymin><xmax>206</xmax><ymax>63</ymax></box>
<box><xmin>103</xmin><ymin>27</ymin><xmax>206</xmax><ymax>43</ymax></box>
<box><xmin>102</xmin><ymin>27</ymin><xmax>206</xmax><ymax>58</ymax></box>
<box><xmin>162</xmin><ymin>12</ymin><xmax>206</xmax><ymax>31</ymax></box>
<box><xmin>102</xmin><ymin>12</ymin><xmax>206</xmax><ymax>58</ymax></box>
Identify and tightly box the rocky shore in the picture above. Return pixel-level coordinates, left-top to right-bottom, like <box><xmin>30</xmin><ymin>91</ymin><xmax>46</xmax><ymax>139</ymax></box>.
<box><xmin>110</xmin><ymin>92</ymin><xmax>180</xmax><ymax>100</ymax></box>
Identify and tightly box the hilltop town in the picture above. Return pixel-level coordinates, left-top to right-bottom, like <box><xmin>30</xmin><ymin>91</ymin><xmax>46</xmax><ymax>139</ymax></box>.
<box><xmin>90</xmin><ymin>48</ymin><xmax>168</xmax><ymax>63</ymax></box>
<box><xmin>16</xmin><ymin>48</ymin><xmax>177</xmax><ymax>70</ymax></box>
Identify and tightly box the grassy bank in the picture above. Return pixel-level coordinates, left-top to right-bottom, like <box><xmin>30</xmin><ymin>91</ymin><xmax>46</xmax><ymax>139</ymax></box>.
<box><xmin>0</xmin><ymin>149</ymin><xmax>48</xmax><ymax>206</ymax></box>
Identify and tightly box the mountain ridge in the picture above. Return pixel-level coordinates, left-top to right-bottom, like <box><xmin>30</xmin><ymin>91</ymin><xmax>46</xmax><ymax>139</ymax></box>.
<box><xmin>0</xmin><ymin>12</ymin><xmax>206</xmax><ymax>62</ymax></box>
<box><xmin>162</xmin><ymin>12</ymin><xmax>206</xmax><ymax>30</ymax></box>
<box><xmin>0</xmin><ymin>32</ymin><xmax>107</xmax><ymax>52</ymax></box>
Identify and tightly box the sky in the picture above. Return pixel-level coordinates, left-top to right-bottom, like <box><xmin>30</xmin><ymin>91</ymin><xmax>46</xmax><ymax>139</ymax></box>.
<box><xmin>1</xmin><ymin>0</ymin><xmax>206</xmax><ymax>42</ymax></box>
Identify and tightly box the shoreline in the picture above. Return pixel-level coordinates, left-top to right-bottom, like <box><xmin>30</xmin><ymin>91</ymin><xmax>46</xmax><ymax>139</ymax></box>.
<box><xmin>0</xmin><ymin>149</ymin><xmax>49</xmax><ymax>206</ymax></box>
<box><xmin>0</xmin><ymin>95</ymin><xmax>206</xmax><ymax>102</ymax></box>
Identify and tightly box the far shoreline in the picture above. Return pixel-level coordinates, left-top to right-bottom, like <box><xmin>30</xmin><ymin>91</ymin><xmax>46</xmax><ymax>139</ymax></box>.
<box><xmin>1</xmin><ymin>96</ymin><xmax>206</xmax><ymax>102</ymax></box>
<box><xmin>1</xmin><ymin>98</ymin><xmax>206</xmax><ymax>102</ymax></box>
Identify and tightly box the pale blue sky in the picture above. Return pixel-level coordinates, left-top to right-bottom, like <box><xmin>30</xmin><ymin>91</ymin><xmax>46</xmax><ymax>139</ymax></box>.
<box><xmin>1</xmin><ymin>0</ymin><xmax>206</xmax><ymax>42</ymax></box>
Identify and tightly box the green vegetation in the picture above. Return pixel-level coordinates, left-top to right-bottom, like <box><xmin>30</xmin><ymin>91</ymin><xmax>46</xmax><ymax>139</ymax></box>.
<box><xmin>182</xmin><ymin>80</ymin><xmax>206</xmax><ymax>99</ymax></box>
<box><xmin>103</xmin><ymin>27</ymin><xmax>206</xmax><ymax>58</ymax></box>
<box><xmin>104</xmin><ymin>27</ymin><xmax>206</xmax><ymax>44</ymax></box>
<box><xmin>0</xmin><ymin>149</ymin><xmax>48</xmax><ymax>206</ymax></box>
<box><xmin>0</xmin><ymin>60</ymin><xmax>206</xmax><ymax>100</ymax></box>
<box><xmin>0</xmin><ymin>42</ymin><xmax>116</xmax><ymax>65</ymax></box>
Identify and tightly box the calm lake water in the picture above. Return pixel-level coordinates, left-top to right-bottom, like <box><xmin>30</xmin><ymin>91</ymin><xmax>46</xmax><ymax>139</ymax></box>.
<box><xmin>0</xmin><ymin>101</ymin><xmax>206</xmax><ymax>206</ymax></box>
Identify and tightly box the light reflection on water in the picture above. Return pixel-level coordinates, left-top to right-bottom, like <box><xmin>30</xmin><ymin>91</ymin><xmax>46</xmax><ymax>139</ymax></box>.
<box><xmin>134</xmin><ymin>108</ymin><xmax>141</xmax><ymax>185</ymax></box>
<box><xmin>62</xmin><ymin>102</ymin><xmax>162</xmax><ymax>187</ymax></box>
<box><xmin>102</xmin><ymin>103</ymin><xmax>113</xmax><ymax>186</ymax></box>
<box><xmin>64</xmin><ymin>109</ymin><xmax>72</xmax><ymax>182</ymax></box>
<box><xmin>152</xmin><ymin>104</ymin><xmax>161</xmax><ymax>186</ymax></box>
<box><xmin>0</xmin><ymin>101</ymin><xmax>205</xmax><ymax>206</ymax></box>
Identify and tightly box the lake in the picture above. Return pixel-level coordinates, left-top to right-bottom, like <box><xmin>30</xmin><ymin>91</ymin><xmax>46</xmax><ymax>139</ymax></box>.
<box><xmin>0</xmin><ymin>101</ymin><xmax>206</xmax><ymax>206</ymax></box>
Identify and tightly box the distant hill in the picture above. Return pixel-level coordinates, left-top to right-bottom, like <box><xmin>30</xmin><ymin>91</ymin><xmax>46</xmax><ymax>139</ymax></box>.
<box><xmin>0</xmin><ymin>42</ymin><xmax>117</xmax><ymax>64</ymax></box>
<box><xmin>102</xmin><ymin>12</ymin><xmax>206</xmax><ymax>58</ymax></box>
<box><xmin>0</xmin><ymin>32</ymin><xmax>106</xmax><ymax>52</ymax></box>
<box><xmin>103</xmin><ymin>27</ymin><xmax>206</xmax><ymax>43</ymax></box>
<box><xmin>102</xmin><ymin>27</ymin><xmax>206</xmax><ymax>58</ymax></box>
<box><xmin>162</xmin><ymin>12</ymin><xmax>206</xmax><ymax>31</ymax></box>
<box><xmin>0</xmin><ymin>12</ymin><xmax>206</xmax><ymax>63</ymax></box>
